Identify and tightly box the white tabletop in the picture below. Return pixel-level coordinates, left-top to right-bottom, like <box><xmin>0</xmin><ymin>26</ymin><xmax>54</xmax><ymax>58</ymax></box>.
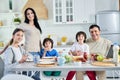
<box><xmin>11</xmin><ymin>62</ymin><xmax>120</xmax><ymax>72</ymax></box>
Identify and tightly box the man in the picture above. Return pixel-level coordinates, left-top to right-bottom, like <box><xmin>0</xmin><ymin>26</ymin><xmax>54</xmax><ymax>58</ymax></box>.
<box><xmin>86</xmin><ymin>24</ymin><xmax>112</xmax><ymax>80</ymax></box>
<box><xmin>76</xmin><ymin>24</ymin><xmax>112</xmax><ymax>80</ymax></box>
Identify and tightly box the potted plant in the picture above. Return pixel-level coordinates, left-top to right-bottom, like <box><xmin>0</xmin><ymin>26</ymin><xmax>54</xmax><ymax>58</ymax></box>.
<box><xmin>14</xmin><ymin>17</ymin><xmax>21</xmax><ymax>25</ymax></box>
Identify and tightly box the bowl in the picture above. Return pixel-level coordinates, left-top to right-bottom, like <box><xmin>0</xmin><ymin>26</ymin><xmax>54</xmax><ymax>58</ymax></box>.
<box><xmin>73</xmin><ymin>61</ymin><xmax>82</xmax><ymax>66</ymax></box>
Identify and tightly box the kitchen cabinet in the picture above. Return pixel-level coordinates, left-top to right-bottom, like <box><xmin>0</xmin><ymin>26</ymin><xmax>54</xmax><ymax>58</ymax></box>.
<box><xmin>53</xmin><ymin>0</ymin><xmax>95</xmax><ymax>24</ymax></box>
<box><xmin>53</xmin><ymin>0</ymin><xmax>74</xmax><ymax>24</ymax></box>
<box><xmin>74</xmin><ymin>0</ymin><xmax>95</xmax><ymax>24</ymax></box>
<box><xmin>54</xmin><ymin>45</ymin><xmax>71</xmax><ymax>56</ymax></box>
<box><xmin>0</xmin><ymin>12</ymin><xmax>19</xmax><ymax>48</ymax></box>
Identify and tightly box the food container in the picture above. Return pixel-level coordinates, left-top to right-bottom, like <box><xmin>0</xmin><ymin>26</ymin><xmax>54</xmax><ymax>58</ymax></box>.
<box><xmin>61</xmin><ymin>36</ymin><xmax>67</xmax><ymax>45</ymax></box>
<box><xmin>0</xmin><ymin>41</ymin><xmax>4</xmax><ymax>47</ymax></box>
<box><xmin>0</xmin><ymin>21</ymin><xmax>3</xmax><ymax>26</ymax></box>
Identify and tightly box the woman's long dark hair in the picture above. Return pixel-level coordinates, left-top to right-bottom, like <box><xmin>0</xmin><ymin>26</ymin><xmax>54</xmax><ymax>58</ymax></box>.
<box><xmin>24</xmin><ymin>7</ymin><xmax>42</xmax><ymax>34</ymax></box>
<box><xmin>0</xmin><ymin>28</ymin><xmax>24</xmax><ymax>54</ymax></box>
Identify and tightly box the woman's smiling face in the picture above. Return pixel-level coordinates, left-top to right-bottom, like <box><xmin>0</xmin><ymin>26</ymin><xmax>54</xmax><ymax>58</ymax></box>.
<box><xmin>26</xmin><ymin>9</ymin><xmax>34</xmax><ymax>21</ymax></box>
<box><xmin>13</xmin><ymin>31</ymin><xmax>24</xmax><ymax>43</ymax></box>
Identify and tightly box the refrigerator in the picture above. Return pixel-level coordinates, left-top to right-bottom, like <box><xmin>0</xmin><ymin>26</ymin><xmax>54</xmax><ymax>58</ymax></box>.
<box><xmin>96</xmin><ymin>10</ymin><xmax>120</xmax><ymax>45</ymax></box>
<box><xmin>96</xmin><ymin>10</ymin><xmax>120</xmax><ymax>78</ymax></box>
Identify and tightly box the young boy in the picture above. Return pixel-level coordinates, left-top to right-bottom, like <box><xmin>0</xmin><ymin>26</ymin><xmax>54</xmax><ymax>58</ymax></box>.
<box><xmin>39</xmin><ymin>38</ymin><xmax>61</xmax><ymax>76</ymax></box>
<box><xmin>66</xmin><ymin>31</ymin><xmax>96</xmax><ymax>80</ymax></box>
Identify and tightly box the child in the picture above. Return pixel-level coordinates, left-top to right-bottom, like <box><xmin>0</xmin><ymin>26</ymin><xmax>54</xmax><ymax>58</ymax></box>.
<box><xmin>39</xmin><ymin>38</ymin><xmax>61</xmax><ymax>76</ymax></box>
<box><xmin>66</xmin><ymin>31</ymin><xmax>96</xmax><ymax>80</ymax></box>
<box><xmin>3</xmin><ymin>28</ymin><xmax>28</xmax><ymax>75</ymax></box>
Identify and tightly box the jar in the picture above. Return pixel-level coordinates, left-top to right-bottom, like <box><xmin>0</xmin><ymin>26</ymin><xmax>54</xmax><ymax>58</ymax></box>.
<box><xmin>0</xmin><ymin>21</ymin><xmax>3</xmax><ymax>26</ymax></box>
<box><xmin>0</xmin><ymin>41</ymin><xmax>4</xmax><ymax>47</ymax></box>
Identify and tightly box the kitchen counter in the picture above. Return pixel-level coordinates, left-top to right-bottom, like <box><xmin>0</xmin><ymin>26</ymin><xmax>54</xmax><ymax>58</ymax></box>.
<box><xmin>54</xmin><ymin>45</ymin><xmax>72</xmax><ymax>48</ymax></box>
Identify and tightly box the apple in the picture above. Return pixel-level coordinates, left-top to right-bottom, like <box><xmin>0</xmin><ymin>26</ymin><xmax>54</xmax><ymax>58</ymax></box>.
<box><xmin>83</xmin><ymin>52</ymin><xmax>88</xmax><ymax>60</ymax></box>
<box><xmin>97</xmin><ymin>55</ymin><xmax>104</xmax><ymax>61</ymax></box>
<box><xmin>64</xmin><ymin>55</ymin><xmax>72</xmax><ymax>63</ymax></box>
<box><xmin>91</xmin><ymin>54</ymin><xmax>98</xmax><ymax>61</ymax></box>
<box><xmin>94</xmin><ymin>54</ymin><xmax>99</xmax><ymax>61</ymax></box>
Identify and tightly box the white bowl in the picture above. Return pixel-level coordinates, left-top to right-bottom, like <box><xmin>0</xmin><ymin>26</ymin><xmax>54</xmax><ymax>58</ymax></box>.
<box><xmin>61</xmin><ymin>42</ymin><xmax>66</xmax><ymax>45</ymax></box>
<box><xmin>73</xmin><ymin>62</ymin><xmax>82</xmax><ymax>66</ymax></box>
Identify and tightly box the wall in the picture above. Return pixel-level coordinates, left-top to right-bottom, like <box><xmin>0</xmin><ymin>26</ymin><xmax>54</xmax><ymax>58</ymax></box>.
<box><xmin>0</xmin><ymin>0</ymin><xmax>119</xmax><ymax>43</ymax></box>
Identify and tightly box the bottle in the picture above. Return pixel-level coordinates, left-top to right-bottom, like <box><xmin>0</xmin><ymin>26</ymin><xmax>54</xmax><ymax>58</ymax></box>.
<box><xmin>113</xmin><ymin>43</ymin><xmax>119</xmax><ymax>65</ymax></box>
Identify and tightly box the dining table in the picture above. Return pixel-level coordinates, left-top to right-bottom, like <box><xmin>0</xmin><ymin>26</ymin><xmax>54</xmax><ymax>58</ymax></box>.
<box><xmin>11</xmin><ymin>60</ymin><xmax>120</xmax><ymax>80</ymax></box>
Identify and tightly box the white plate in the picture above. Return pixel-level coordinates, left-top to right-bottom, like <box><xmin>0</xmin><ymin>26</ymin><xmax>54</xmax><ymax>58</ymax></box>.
<box><xmin>26</xmin><ymin>58</ymin><xmax>33</xmax><ymax>62</ymax></box>
<box><xmin>42</xmin><ymin>57</ymin><xmax>55</xmax><ymax>59</ymax></box>
<box><xmin>40</xmin><ymin>59</ymin><xmax>55</xmax><ymax>62</ymax></box>
<box><xmin>39</xmin><ymin>61</ymin><xmax>55</xmax><ymax>65</ymax></box>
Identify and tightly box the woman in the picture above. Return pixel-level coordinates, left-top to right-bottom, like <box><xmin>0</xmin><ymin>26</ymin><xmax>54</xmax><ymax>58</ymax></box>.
<box><xmin>3</xmin><ymin>28</ymin><xmax>28</xmax><ymax>75</ymax></box>
<box><xmin>19</xmin><ymin>7</ymin><xmax>42</xmax><ymax>54</ymax></box>
<box><xmin>19</xmin><ymin>7</ymin><xmax>42</xmax><ymax>80</ymax></box>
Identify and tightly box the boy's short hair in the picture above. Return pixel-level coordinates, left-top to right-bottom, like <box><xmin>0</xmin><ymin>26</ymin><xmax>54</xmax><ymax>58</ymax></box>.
<box><xmin>43</xmin><ymin>38</ymin><xmax>54</xmax><ymax>48</ymax></box>
<box><xmin>76</xmin><ymin>31</ymin><xmax>87</xmax><ymax>43</ymax></box>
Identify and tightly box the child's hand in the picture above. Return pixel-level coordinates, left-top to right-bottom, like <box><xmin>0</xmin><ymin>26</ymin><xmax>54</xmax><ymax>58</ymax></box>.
<box><xmin>19</xmin><ymin>55</ymin><xmax>28</xmax><ymax>63</ymax></box>
<box><xmin>44</xmin><ymin>47</ymin><xmax>49</xmax><ymax>52</ymax></box>
<box><xmin>75</xmin><ymin>50</ymin><xmax>83</xmax><ymax>56</ymax></box>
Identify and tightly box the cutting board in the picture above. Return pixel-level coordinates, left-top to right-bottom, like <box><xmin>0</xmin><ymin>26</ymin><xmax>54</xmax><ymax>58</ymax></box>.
<box><xmin>36</xmin><ymin>62</ymin><xmax>57</xmax><ymax>67</ymax></box>
<box><xmin>91</xmin><ymin>61</ymin><xmax>115</xmax><ymax>67</ymax></box>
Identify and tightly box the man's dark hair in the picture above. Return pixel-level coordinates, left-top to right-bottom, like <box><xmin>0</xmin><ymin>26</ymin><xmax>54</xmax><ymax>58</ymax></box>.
<box><xmin>89</xmin><ymin>24</ymin><xmax>101</xmax><ymax>31</ymax></box>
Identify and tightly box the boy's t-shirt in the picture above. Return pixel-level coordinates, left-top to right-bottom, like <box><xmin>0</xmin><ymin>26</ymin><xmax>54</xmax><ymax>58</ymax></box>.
<box><xmin>70</xmin><ymin>42</ymin><xmax>89</xmax><ymax>55</ymax></box>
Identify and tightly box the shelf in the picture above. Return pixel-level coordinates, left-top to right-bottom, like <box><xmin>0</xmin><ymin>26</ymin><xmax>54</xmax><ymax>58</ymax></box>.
<box><xmin>0</xmin><ymin>47</ymin><xmax>4</xmax><ymax>49</ymax></box>
<box><xmin>0</xmin><ymin>12</ymin><xmax>20</xmax><ymax>50</ymax></box>
<box><xmin>0</xmin><ymin>26</ymin><xmax>16</xmax><ymax>29</ymax></box>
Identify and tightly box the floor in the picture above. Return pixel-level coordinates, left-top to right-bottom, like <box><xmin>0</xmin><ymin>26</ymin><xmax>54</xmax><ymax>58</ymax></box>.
<box><xmin>41</xmin><ymin>76</ymin><xmax>120</xmax><ymax>80</ymax></box>
<box><xmin>41</xmin><ymin>71</ymin><xmax>120</xmax><ymax>80</ymax></box>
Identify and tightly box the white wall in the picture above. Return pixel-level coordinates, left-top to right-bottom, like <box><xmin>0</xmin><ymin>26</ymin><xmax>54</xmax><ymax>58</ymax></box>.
<box><xmin>0</xmin><ymin>0</ymin><xmax>119</xmax><ymax>42</ymax></box>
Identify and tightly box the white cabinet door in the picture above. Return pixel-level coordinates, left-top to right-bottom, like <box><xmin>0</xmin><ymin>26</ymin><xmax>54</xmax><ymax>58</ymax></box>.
<box><xmin>74</xmin><ymin>0</ymin><xmax>95</xmax><ymax>24</ymax></box>
<box><xmin>84</xmin><ymin>0</ymin><xmax>95</xmax><ymax>23</ymax></box>
<box><xmin>73</xmin><ymin>0</ymin><xmax>85</xmax><ymax>23</ymax></box>
<box><xmin>53</xmin><ymin>0</ymin><xmax>95</xmax><ymax>24</ymax></box>
<box><xmin>55</xmin><ymin>46</ymin><xmax>71</xmax><ymax>56</ymax></box>
<box><xmin>53</xmin><ymin>0</ymin><xmax>74</xmax><ymax>24</ymax></box>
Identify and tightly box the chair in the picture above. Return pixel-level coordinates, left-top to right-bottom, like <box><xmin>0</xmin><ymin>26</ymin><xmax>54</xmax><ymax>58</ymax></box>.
<box><xmin>1</xmin><ymin>74</ymin><xmax>34</xmax><ymax>80</ymax></box>
<box><xmin>0</xmin><ymin>57</ymin><xmax>4</xmax><ymax>79</ymax></box>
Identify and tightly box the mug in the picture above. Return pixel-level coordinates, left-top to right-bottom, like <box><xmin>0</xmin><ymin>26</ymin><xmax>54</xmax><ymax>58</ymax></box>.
<box><xmin>57</xmin><ymin>56</ymin><xmax>66</xmax><ymax>66</ymax></box>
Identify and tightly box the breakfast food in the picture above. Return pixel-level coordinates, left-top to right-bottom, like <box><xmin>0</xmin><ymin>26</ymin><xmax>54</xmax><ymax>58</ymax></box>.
<box><xmin>97</xmin><ymin>55</ymin><xmax>104</xmax><ymax>61</ymax></box>
<box><xmin>72</xmin><ymin>56</ymin><xmax>86</xmax><ymax>62</ymax></box>
<box><xmin>64</xmin><ymin>55</ymin><xmax>72</xmax><ymax>63</ymax></box>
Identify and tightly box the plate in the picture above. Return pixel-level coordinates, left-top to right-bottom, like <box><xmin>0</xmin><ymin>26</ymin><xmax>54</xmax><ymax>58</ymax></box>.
<box><xmin>40</xmin><ymin>59</ymin><xmax>55</xmax><ymax>62</ymax></box>
<box><xmin>38</xmin><ymin>61</ymin><xmax>55</xmax><ymax>65</ymax></box>
<box><xmin>26</xmin><ymin>58</ymin><xmax>33</xmax><ymax>62</ymax></box>
<box><xmin>42</xmin><ymin>57</ymin><xmax>55</xmax><ymax>59</ymax></box>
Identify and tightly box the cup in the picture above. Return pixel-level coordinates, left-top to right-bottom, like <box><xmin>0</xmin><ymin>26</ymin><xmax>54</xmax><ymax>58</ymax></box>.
<box><xmin>33</xmin><ymin>54</ymin><xmax>40</xmax><ymax>64</ymax></box>
<box><xmin>57</xmin><ymin>56</ymin><xmax>66</xmax><ymax>66</ymax></box>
